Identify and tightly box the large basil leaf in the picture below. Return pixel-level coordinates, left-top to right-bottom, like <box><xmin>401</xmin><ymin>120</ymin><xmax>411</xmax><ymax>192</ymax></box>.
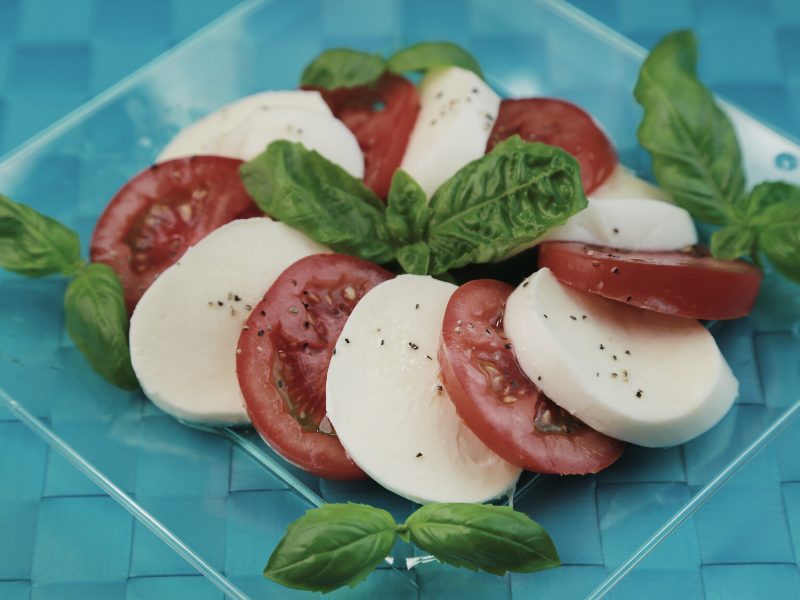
<box><xmin>710</xmin><ymin>224</ymin><xmax>755</xmax><ymax>261</ymax></box>
<box><xmin>264</xmin><ymin>503</ymin><xmax>398</xmax><ymax>593</ymax></box>
<box><xmin>405</xmin><ymin>503</ymin><xmax>560</xmax><ymax>575</ymax></box>
<box><xmin>424</xmin><ymin>136</ymin><xmax>586</xmax><ymax>274</ymax></box>
<box><xmin>0</xmin><ymin>194</ymin><xmax>83</xmax><ymax>277</ymax></box>
<box><xmin>240</xmin><ymin>141</ymin><xmax>395</xmax><ymax>263</ymax></box>
<box><xmin>64</xmin><ymin>263</ymin><xmax>138</xmax><ymax>390</ymax></box>
<box><xmin>634</xmin><ymin>30</ymin><xmax>745</xmax><ymax>225</ymax></box>
<box><xmin>300</xmin><ymin>48</ymin><xmax>386</xmax><ymax>89</ymax></box>
<box><xmin>387</xmin><ymin>41</ymin><xmax>483</xmax><ymax>78</ymax></box>
<box><xmin>756</xmin><ymin>189</ymin><xmax>800</xmax><ymax>283</ymax></box>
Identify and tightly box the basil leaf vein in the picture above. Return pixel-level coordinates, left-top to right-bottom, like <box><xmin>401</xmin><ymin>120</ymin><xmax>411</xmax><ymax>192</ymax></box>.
<box><xmin>634</xmin><ymin>30</ymin><xmax>746</xmax><ymax>225</ymax></box>
<box><xmin>264</xmin><ymin>503</ymin><xmax>397</xmax><ymax>593</ymax></box>
<box><xmin>387</xmin><ymin>41</ymin><xmax>483</xmax><ymax>78</ymax></box>
<box><xmin>300</xmin><ymin>48</ymin><xmax>386</xmax><ymax>89</ymax></box>
<box><xmin>240</xmin><ymin>141</ymin><xmax>395</xmax><ymax>263</ymax></box>
<box><xmin>64</xmin><ymin>263</ymin><xmax>138</xmax><ymax>390</ymax></box>
<box><xmin>0</xmin><ymin>194</ymin><xmax>83</xmax><ymax>277</ymax></box>
<box><xmin>424</xmin><ymin>136</ymin><xmax>586</xmax><ymax>274</ymax></box>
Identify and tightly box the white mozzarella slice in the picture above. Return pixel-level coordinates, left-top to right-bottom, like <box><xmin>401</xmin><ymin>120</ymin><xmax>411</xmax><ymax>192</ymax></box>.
<box><xmin>210</xmin><ymin>107</ymin><xmax>364</xmax><ymax>177</ymax></box>
<box><xmin>326</xmin><ymin>275</ymin><xmax>521</xmax><ymax>504</ymax></box>
<box><xmin>158</xmin><ymin>90</ymin><xmax>332</xmax><ymax>162</ymax></box>
<box><xmin>504</xmin><ymin>269</ymin><xmax>737</xmax><ymax>447</ymax></box>
<box><xmin>400</xmin><ymin>67</ymin><xmax>500</xmax><ymax>196</ymax></box>
<box><xmin>129</xmin><ymin>218</ymin><xmax>328</xmax><ymax>425</ymax></box>
<box><xmin>591</xmin><ymin>165</ymin><xmax>674</xmax><ymax>203</ymax></box>
<box><xmin>539</xmin><ymin>198</ymin><xmax>697</xmax><ymax>251</ymax></box>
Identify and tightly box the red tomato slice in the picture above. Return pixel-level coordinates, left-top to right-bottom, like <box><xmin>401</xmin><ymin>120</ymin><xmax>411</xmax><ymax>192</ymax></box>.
<box><xmin>539</xmin><ymin>242</ymin><xmax>763</xmax><ymax>320</ymax></box>
<box><xmin>90</xmin><ymin>156</ymin><xmax>261</xmax><ymax>314</ymax></box>
<box><xmin>310</xmin><ymin>74</ymin><xmax>420</xmax><ymax>198</ymax></box>
<box><xmin>237</xmin><ymin>254</ymin><xmax>394</xmax><ymax>480</ymax></box>
<box><xmin>486</xmin><ymin>98</ymin><xmax>617</xmax><ymax>194</ymax></box>
<box><xmin>439</xmin><ymin>279</ymin><xmax>625</xmax><ymax>474</ymax></box>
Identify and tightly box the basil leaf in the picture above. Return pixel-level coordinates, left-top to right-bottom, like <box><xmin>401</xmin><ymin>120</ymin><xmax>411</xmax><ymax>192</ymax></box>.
<box><xmin>240</xmin><ymin>141</ymin><xmax>395</xmax><ymax>263</ymax></box>
<box><xmin>64</xmin><ymin>263</ymin><xmax>138</xmax><ymax>390</ymax></box>
<box><xmin>747</xmin><ymin>181</ymin><xmax>800</xmax><ymax>224</ymax></box>
<box><xmin>386</xmin><ymin>170</ymin><xmax>430</xmax><ymax>245</ymax></box>
<box><xmin>395</xmin><ymin>241</ymin><xmax>431</xmax><ymax>275</ymax></box>
<box><xmin>0</xmin><ymin>194</ymin><xmax>83</xmax><ymax>278</ymax></box>
<box><xmin>634</xmin><ymin>30</ymin><xmax>746</xmax><ymax>225</ymax></box>
<box><xmin>424</xmin><ymin>136</ymin><xmax>586</xmax><ymax>274</ymax></box>
<box><xmin>710</xmin><ymin>224</ymin><xmax>755</xmax><ymax>260</ymax></box>
<box><xmin>264</xmin><ymin>503</ymin><xmax>398</xmax><ymax>593</ymax></box>
<box><xmin>300</xmin><ymin>48</ymin><xmax>386</xmax><ymax>89</ymax></box>
<box><xmin>387</xmin><ymin>41</ymin><xmax>483</xmax><ymax>78</ymax></box>
<box><xmin>757</xmin><ymin>195</ymin><xmax>800</xmax><ymax>283</ymax></box>
<box><xmin>406</xmin><ymin>503</ymin><xmax>560</xmax><ymax>575</ymax></box>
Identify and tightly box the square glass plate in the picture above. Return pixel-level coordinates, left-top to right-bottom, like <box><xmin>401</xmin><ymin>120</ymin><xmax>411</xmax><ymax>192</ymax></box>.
<box><xmin>1</xmin><ymin>0</ymin><xmax>799</xmax><ymax>598</ymax></box>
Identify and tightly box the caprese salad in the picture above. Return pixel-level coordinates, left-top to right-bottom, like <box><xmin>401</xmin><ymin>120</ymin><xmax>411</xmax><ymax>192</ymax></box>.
<box><xmin>1</xmin><ymin>31</ymin><xmax>798</xmax><ymax>593</ymax></box>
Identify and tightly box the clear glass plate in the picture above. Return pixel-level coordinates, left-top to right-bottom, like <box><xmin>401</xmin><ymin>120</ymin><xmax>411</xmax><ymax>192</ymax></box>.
<box><xmin>1</xmin><ymin>1</ymin><xmax>799</xmax><ymax>598</ymax></box>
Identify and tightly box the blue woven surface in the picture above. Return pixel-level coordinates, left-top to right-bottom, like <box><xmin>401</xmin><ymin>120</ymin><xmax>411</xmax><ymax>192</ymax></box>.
<box><xmin>0</xmin><ymin>1</ymin><xmax>799</xmax><ymax>599</ymax></box>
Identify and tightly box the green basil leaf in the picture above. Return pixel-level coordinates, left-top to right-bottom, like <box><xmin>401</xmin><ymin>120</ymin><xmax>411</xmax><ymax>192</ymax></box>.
<box><xmin>406</xmin><ymin>503</ymin><xmax>560</xmax><ymax>575</ymax></box>
<box><xmin>710</xmin><ymin>224</ymin><xmax>755</xmax><ymax>260</ymax></box>
<box><xmin>757</xmin><ymin>195</ymin><xmax>800</xmax><ymax>283</ymax></box>
<box><xmin>395</xmin><ymin>241</ymin><xmax>431</xmax><ymax>275</ymax></box>
<box><xmin>387</xmin><ymin>41</ymin><xmax>483</xmax><ymax>78</ymax></box>
<box><xmin>747</xmin><ymin>181</ymin><xmax>800</xmax><ymax>224</ymax></box>
<box><xmin>634</xmin><ymin>30</ymin><xmax>746</xmax><ymax>225</ymax></box>
<box><xmin>240</xmin><ymin>141</ymin><xmax>395</xmax><ymax>263</ymax></box>
<box><xmin>264</xmin><ymin>503</ymin><xmax>398</xmax><ymax>593</ymax></box>
<box><xmin>0</xmin><ymin>194</ymin><xmax>83</xmax><ymax>278</ymax></box>
<box><xmin>64</xmin><ymin>263</ymin><xmax>138</xmax><ymax>390</ymax></box>
<box><xmin>424</xmin><ymin>136</ymin><xmax>586</xmax><ymax>274</ymax></box>
<box><xmin>386</xmin><ymin>170</ymin><xmax>430</xmax><ymax>245</ymax></box>
<box><xmin>300</xmin><ymin>48</ymin><xmax>386</xmax><ymax>89</ymax></box>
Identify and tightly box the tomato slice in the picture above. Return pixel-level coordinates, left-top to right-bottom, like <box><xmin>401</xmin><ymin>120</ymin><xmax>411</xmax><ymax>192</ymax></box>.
<box><xmin>310</xmin><ymin>74</ymin><xmax>420</xmax><ymax>198</ymax></box>
<box><xmin>90</xmin><ymin>156</ymin><xmax>261</xmax><ymax>313</ymax></box>
<box><xmin>237</xmin><ymin>254</ymin><xmax>394</xmax><ymax>480</ymax></box>
<box><xmin>486</xmin><ymin>98</ymin><xmax>617</xmax><ymax>194</ymax></box>
<box><xmin>439</xmin><ymin>279</ymin><xmax>625</xmax><ymax>474</ymax></box>
<box><xmin>539</xmin><ymin>242</ymin><xmax>763</xmax><ymax>320</ymax></box>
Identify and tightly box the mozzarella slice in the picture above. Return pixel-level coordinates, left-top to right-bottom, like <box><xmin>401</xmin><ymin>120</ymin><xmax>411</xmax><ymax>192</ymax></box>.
<box><xmin>539</xmin><ymin>198</ymin><xmax>697</xmax><ymax>251</ymax></box>
<box><xmin>400</xmin><ymin>67</ymin><xmax>500</xmax><ymax>196</ymax></box>
<box><xmin>210</xmin><ymin>107</ymin><xmax>364</xmax><ymax>177</ymax></box>
<box><xmin>591</xmin><ymin>165</ymin><xmax>674</xmax><ymax>203</ymax></box>
<box><xmin>504</xmin><ymin>268</ymin><xmax>738</xmax><ymax>447</ymax></box>
<box><xmin>129</xmin><ymin>218</ymin><xmax>328</xmax><ymax>425</ymax></box>
<box><xmin>158</xmin><ymin>90</ymin><xmax>332</xmax><ymax>161</ymax></box>
<box><xmin>326</xmin><ymin>275</ymin><xmax>521</xmax><ymax>504</ymax></box>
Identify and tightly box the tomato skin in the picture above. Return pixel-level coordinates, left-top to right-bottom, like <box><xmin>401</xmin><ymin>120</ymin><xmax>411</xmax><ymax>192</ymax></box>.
<box><xmin>310</xmin><ymin>74</ymin><xmax>420</xmax><ymax>198</ymax></box>
<box><xmin>486</xmin><ymin>98</ymin><xmax>617</xmax><ymax>194</ymax></box>
<box><xmin>237</xmin><ymin>254</ymin><xmax>394</xmax><ymax>480</ymax></box>
<box><xmin>539</xmin><ymin>242</ymin><xmax>763</xmax><ymax>320</ymax></box>
<box><xmin>90</xmin><ymin>156</ymin><xmax>260</xmax><ymax>314</ymax></box>
<box><xmin>439</xmin><ymin>279</ymin><xmax>624</xmax><ymax>475</ymax></box>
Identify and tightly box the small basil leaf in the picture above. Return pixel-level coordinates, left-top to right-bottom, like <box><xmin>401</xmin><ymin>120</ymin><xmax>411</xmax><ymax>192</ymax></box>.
<box><xmin>64</xmin><ymin>263</ymin><xmax>138</xmax><ymax>390</ymax></box>
<box><xmin>395</xmin><ymin>241</ymin><xmax>431</xmax><ymax>275</ymax></box>
<box><xmin>240</xmin><ymin>141</ymin><xmax>395</xmax><ymax>263</ymax></box>
<box><xmin>386</xmin><ymin>170</ymin><xmax>430</xmax><ymax>245</ymax></box>
<box><xmin>634</xmin><ymin>31</ymin><xmax>745</xmax><ymax>225</ymax></box>
<box><xmin>406</xmin><ymin>503</ymin><xmax>560</xmax><ymax>575</ymax></box>
<box><xmin>747</xmin><ymin>181</ymin><xmax>800</xmax><ymax>225</ymax></box>
<box><xmin>387</xmin><ymin>41</ymin><xmax>483</xmax><ymax>78</ymax></box>
<box><xmin>710</xmin><ymin>224</ymin><xmax>755</xmax><ymax>260</ymax></box>
<box><xmin>300</xmin><ymin>48</ymin><xmax>386</xmax><ymax>90</ymax></box>
<box><xmin>757</xmin><ymin>197</ymin><xmax>800</xmax><ymax>283</ymax></box>
<box><xmin>264</xmin><ymin>503</ymin><xmax>398</xmax><ymax>593</ymax></box>
<box><xmin>424</xmin><ymin>136</ymin><xmax>586</xmax><ymax>274</ymax></box>
<box><xmin>0</xmin><ymin>194</ymin><xmax>83</xmax><ymax>277</ymax></box>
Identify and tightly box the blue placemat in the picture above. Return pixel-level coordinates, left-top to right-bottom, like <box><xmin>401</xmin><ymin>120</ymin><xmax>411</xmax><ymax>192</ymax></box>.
<box><xmin>0</xmin><ymin>1</ymin><xmax>798</xmax><ymax>599</ymax></box>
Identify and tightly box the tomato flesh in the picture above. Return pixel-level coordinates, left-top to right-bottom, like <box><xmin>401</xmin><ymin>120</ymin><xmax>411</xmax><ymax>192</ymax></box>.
<box><xmin>310</xmin><ymin>74</ymin><xmax>420</xmax><ymax>198</ymax></box>
<box><xmin>90</xmin><ymin>156</ymin><xmax>261</xmax><ymax>313</ymax></box>
<box><xmin>439</xmin><ymin>279</ymin><xmax>625</xmax><ymax>474</ymax></box>
<box><xmin>237</xmin><ymin>254</ymin><xmax>394</xmax><ymax>480</ymax></box>
<box><xmin>487</xmin><ymin>98</ymin><xmax>617</xmax><ymax>194</ymax></box>
<box><xmin>539</xmin><ymin>242</ymin><xmax>763</xmax><ymax>320</ymax></box>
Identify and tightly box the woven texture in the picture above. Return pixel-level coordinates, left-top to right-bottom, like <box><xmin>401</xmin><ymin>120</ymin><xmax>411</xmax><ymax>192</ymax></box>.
<box><xmin>0</xmin><ymin>1</ymin><xmax>799</xmax><ymax>599</ymax></box>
